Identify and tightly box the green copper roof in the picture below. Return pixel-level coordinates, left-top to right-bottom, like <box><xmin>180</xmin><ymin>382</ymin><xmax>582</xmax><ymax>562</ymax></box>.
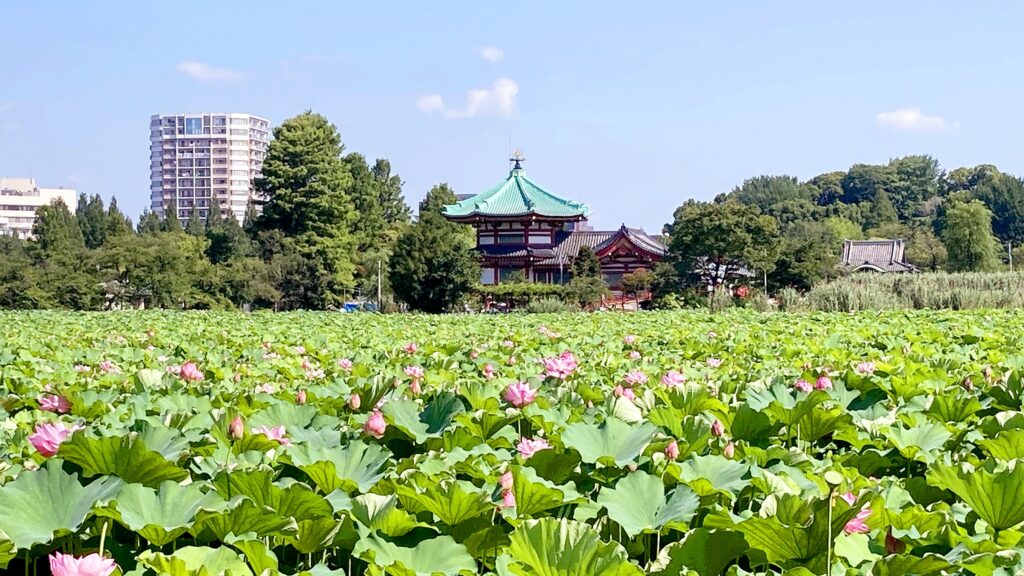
<box><xmin>443</xmin><ymin>168</ymin><xmax>590</xmax><ymax>219</ymax></box>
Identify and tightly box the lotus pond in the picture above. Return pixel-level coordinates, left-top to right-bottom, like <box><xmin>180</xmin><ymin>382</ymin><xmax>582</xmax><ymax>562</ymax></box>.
<box><xmin>3</xmin><ymin>310</ymin><xmax>1024</xmax><ymax>576</ymax></box>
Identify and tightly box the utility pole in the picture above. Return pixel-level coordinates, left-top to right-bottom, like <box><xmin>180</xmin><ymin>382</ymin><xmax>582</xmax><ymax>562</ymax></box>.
<box><xmin>377</xmin><ymin>259</ymin><xmax>382</xmax><ymax>311</ymax></box>
<box><xmin>1010</xmin><ymin>242</ymin><xmax>1014</xmax><ymax>273</ymax></box>
<box><xmin>763</xmin><ymin>248</ymin><xmax>768</xmax><ymax>293</ymax></box>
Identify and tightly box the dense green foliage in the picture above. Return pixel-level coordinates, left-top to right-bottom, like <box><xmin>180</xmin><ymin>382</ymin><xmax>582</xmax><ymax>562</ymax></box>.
<box><xmin>390</xmin><ymin>185</ymin><xmax>479</xmax><ymax>312</ymax></box>
<box><xmin>3</xmin><ymin>310</ymin><xmax>1024</xmax><ymax>574</ymax></box>
<box><xmin>0</xmin><ymin>111</ymin><xmax>413</xmax><ymax>311</ymax></box>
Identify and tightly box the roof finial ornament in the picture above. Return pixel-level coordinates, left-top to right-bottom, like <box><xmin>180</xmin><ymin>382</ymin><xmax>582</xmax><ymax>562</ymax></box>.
<box><xmin>510</xmin><ymin>148</ymin><xmax>525</xmax><ymax>172</ymax></box>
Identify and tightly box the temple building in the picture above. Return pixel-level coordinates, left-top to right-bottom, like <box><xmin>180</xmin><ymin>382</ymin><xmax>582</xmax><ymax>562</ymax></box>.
<box><xmin>840</xmin><ymin>239</ymin><xmax>918</xmax><ymax>273</ymax></box>
<box><xmin>442</xmin><ymin>153</ymin><xmax>666</xmax><ymax>289</ymax></box>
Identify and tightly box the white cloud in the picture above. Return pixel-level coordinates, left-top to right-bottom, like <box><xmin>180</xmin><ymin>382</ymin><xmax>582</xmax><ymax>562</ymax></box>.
<box><xmin>176</xmin><ymin>61</ymin><xmax>242</xmax><ymax>81</ymax></box>
<box><xmin>480</xmin><ymin>46</ymin><xmax>504</xmax><ymax>62</ymax></box>
<box><xmin>416</xmin><ymin>94</ymin><xmax>445</xmax><ymax>113</ymax></box>
<box><xmin>417</xmin><ymin>78</ymin><xmax>519</xmax><ymax>119</ymax></box>
<box><xmin>876</xmin><ymin>107</ymin><xmax>950</xmax><ymax>132</ymax></box>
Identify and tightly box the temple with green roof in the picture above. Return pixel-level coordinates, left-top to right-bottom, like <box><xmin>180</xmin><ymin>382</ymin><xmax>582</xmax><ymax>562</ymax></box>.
<box><xmin>443</xmin><ymin>152</ymin><xmax>666</xmax><ymax>289</ymax></box>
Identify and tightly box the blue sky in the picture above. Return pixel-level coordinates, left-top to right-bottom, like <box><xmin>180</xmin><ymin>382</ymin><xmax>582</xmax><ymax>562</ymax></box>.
<box><xmin>2</xmin><ymin>2</ymin><xmax>1022</xmax><ymax>232</ymax></box>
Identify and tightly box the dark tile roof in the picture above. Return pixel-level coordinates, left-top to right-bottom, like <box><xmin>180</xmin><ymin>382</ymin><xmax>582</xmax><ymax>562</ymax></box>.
<box><xmin>841</xmin><ymin>239</ymin><xmax>918</xmax><ymax>272</ymax></box>
<box><xmin>475</xmin><ymin>226</ymin><xmax>667</xmax><ymax>266</ymax></box>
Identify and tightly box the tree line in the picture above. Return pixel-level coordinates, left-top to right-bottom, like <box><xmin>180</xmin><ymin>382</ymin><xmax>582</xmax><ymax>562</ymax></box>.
<box><xmin>653</xmin><ymin>156</ymin><xmax>1022</xmax><ymax>301</ymax></box>
<box><xmin>0</xmin><ymin>111</ymin><xmax>475</xmax><ymax>311</ymax></box>
<box><xmin>2</xmin><ymin>116</ymin><xmax>1022</xmax><ymax>312</ymax></box>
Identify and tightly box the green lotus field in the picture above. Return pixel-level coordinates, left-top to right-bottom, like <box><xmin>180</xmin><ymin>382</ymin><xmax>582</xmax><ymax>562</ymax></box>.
<box><xmin>2</xmin><ymin>310</ymin><xmax>1024</xmax><ymax>575</ymax></box>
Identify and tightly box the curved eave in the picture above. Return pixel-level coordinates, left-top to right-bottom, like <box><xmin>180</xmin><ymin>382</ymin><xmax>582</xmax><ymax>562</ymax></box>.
<box><xmin>443</xmin><ymin>211</ymin><xmax>589</xmax><ymax>223</ymax></box>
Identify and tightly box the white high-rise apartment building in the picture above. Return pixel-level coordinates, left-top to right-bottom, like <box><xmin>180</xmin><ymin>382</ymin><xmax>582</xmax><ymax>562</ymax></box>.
<box><xmin>149</xmin><ymin>113</ymin><xmax>271</xmax><ymax>223</ymax></box>
<box><xmin>0</xmin><ymin>178</ymin><xmax>78</xmax><ymax>239</ymax></box>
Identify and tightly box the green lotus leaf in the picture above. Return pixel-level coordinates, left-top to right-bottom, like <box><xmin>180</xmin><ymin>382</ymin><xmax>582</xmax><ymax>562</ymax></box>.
<box><xmin>297</xmin><ymin>566</ymin><xmax>348</xmax><ymax>576</ymax></box>
<box><xmin>506</xmin><ymin>518</ymin><xmax>643</xmax><ymax>576</ymax></box>
<box><xmin>224</xmin><ymin>532</ymin><xmax>279</xmax><ymax>575</ymax></box>
<box><xmin>289</xmin><ymin>517</ymin><xmax>343</xmax><ymax>554</ymax></box>
<box><xmin>928</xmin><ymin>461</ymin><xmax>1024</xmax><ymax>530</ymax></box>
<box><xmin>351</xmin><ymin>493</ymin><xmax>430</xmax><ymax>536</ymax></box>
<box><xmin>978</xmin><ymin>429</ymin><xmax>1024</xmax><ymax>461</ymax></box>
<box><xmin>560</xmin><ymin>418</ymin><xmax>656</xmax><ymax>467</ymax></box>
<box><xmin>648</xmin><ymin>528</ymin><xmax>747</xmax><ymax>576</ymax></box>
<box><xmin>885</xmin><ymin>422</ymin><xmax>951</xmax><ymax>463</ymax></box>
<box><xmin>288</xmin><ymin>441</ymin><xmax>391</xmax><ymax>494</ymax></box>
<box><xmin>832</xmin><ymin>533</ymin><xmax>880</xmax><ymax>568</ymax></box>
<box><xmin>138</xmin><ymin>545</ymin><xmax>254</xmax><ymax>576</ymax></box>
<box><xmin>0</xmin><ymin>459</ymin><xmax>121</xmax><ymax>549</ymax></box>
<box><xmin>110</xmin><ymin>480</ymin><xmax>227</xmax><ymax>546</ymax></box>
<box><xmin>394</xmin><ymin>476</ymin><xmax>492</xmax><ymax>525</ymax></box>
<box><xmin>524</xmin><ymin>449</ymin><xmax>581</xmax><ymax>485</ymax></box>
<box><xmin>0</xmin><ymin>531</ymin><xmax>16</xmax><ymax>569</ymax></box>
<box><xmin>926</xmin><ymin>394</ymin><xmax>983</xmax><ymax>424</ymax></box>
<box><xmin>505</xmin><ymin>465</ymin><xmax>581</xmax><ymax>518</ymax></box>
<box><xmin>353</xmin><ymin>531</ymin><xmax>476</xmax><ymax>576</ymax></box>
<box><xmin>383</xmin><ymin>394</ymin><xmax>464</xmax><ymax>444</ymax></box>
<box><xmin>58</xmin><ymin>433</ymin><xmax>188</xmax><ymax>487</ymax></box>
<box><xmin>871</xmin><ymin>553</ymin><xmax>953</xmax><ymax>576</ymax></box>
<box><xmin>248</xmin><ymin>403</ymin><xmax>318</xmax><ymax>433</ymax></box>
<box><xmin>136</xmin><ymin>368</ymin><xmax>165</xmax><ymax>389</ymax></box>
<box><xmin>192</xmin><ymin>497</ymin><xmax>297</xmax><ymax>541</ymax></box>
<box><xmin>675</xmin><ymin>454</ymin><xmax>749</xmax><ymax>498</ymax></box>
<box><xmin>597</xmin><ymin>470</ymin><xmax>698</xmax><ymax>537</ymax></box>
<box><xmin>746</xmin><ymin>383</ymin><xmax>828</xmax><ymax>427</ymax></box>
<box><xmin>732</xmin><ymin>493</ymin><xmax>865</xmax><ymax>567</ymax></box>
<box><xmin>212</xmin><ymin>469</ymin><xmax>333</xmax><ymax>520</ymax></box>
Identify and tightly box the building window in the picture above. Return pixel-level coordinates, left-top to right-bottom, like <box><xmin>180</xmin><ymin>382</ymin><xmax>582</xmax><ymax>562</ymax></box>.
<box><xmin>497</xmin><ymin>233</ymin><xmax>523</xmax><ymax>245</ymax></box>
<box><xmin>498</xmin><ymin>268</ymin><xmax>523</xmax><ymax>282</ymax></box>
<box><xmin>184</xmin><ymin>118</ymin><xmax>203</xmax><ymax>135</ymax></box>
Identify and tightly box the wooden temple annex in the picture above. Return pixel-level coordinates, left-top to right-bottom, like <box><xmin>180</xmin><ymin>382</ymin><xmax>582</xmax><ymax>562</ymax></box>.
<box><xmin>443</xmin><ymin>153</ymin><xmax>666</xmax><ymax>290</ymax></box>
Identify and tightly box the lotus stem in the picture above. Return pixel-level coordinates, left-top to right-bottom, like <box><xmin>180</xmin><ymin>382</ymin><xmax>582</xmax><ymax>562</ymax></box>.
<box><xmin>826</xmin><ymin>489</ymin><xmax>835</xmax><ymax>576</ymax></box>
<box><xmin>99</xmin><ymin>519</ymin><xmax>108</xmax><ymax>557</ymax></box>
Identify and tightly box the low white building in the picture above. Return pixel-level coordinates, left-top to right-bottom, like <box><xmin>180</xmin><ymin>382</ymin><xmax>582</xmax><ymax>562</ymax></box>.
<box><xmin>0</xmin><ymin>178</ymin><xmax>78</xmax><ymax>239</ymax></box>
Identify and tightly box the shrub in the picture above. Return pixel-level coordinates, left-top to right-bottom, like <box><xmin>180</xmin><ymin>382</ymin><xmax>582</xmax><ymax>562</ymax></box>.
<box><xmin>525</xmin><ymin>298</ymin><xmax>578</xmax><ymax>313</ymax></box>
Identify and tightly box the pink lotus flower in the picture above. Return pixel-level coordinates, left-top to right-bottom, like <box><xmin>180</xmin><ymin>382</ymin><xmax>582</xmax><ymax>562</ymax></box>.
<box><xmin>294</xmin><ymin>346</ymin><xmax>306</xmax><ymax>355</ymax></box>
<box><xmin>516</xmin><ymin>437</ymin><xmax>551</xmax><ymax>459</ymax></box>
<box><xmin>623</xmin><ymin>335</ymin><xmax>637</xmax><ymax>345</ymax></box>
<box><xmin>255</xmin><ymin>383</ymin><xmax>276</xmax><ymax>394</ymax></box>
<box><xmin>710</xmin><ymin>419</ymin><xmax>724</xmax><ymax>437</ymax></box>
<box><xmin>856</xmin><ymin>362</ymin><xmax>876</xmax><ymax>375</ymax></box>
<box><xmin>483</xmin><ymin>364</ymin><xmax>496</xmax><ymax>379</ymax></box>
<box><xmin>500</xmin><ymin>489</ymin><xmax>517</xmax><ymax>509</ymax></box>
<box><xmin>815</xmin><ymin>376</ymin><xmax>833</xmax><ymax>391</ymax></box>
<box><xmin>628</xmin><ymin>350</ymin><xmax>642</xmax><ymax>360</ymax></box>
<box><xmin>708</xmin><ymin>331</ymin><xmax>718</xmax><ymax>339</ymax></box>
<box><xmin>665</xmin><ymin>440</ymin><xmax>680</xmax><ymax>460</ymax></box>
<box><xmin>74</xmin><ymin>364</ymin><xmax>91</xmax><ymax>373</ymax></box>
<box><xmin>706</xmin><ymin>358</ymin><xmax>722</xmax><ymax>368</ymax></box>
<box><xmin>49</xmin><ymin>552</ymin><xmax>117</xmax><ymax>576</ymax></box>
<box><xmin>338</xmin><ymin>358</ymin><xmax>353</xmax><ymax>371</ymax></box>
<box><xmin>166</xmin><ymin>365</ymin><xmax>182</xmax><ymax>375</ymax></box>
<box><xmin>507</xmin><ymin>356</ymin><xmax>517</xmax><ymax>366</ymax></box>
<box><xmin>364</xmin><ymin>410</ymin><xmax>387</xmax><ymax>438</ymax></box>
<box><xmin>542</xmin><ymin>351</ymin><xmax>577</xmax><ymax>379</ymax></box>
<box><xmin>296</xmin><ymin>389</ymin><xmax>307</xmax><ymax>404</ymax></box>
<box><xmin>179</xmin><ymin>362</ymin><xmax>204</xmax><ymax>382</ymax></box>
<box><xmin>963</xmin><ymin>377</ymin><xmax>974</xmax><ymax>392</ymax></box>
<box><xmin>500</xmin><ymin>471</ymin><xmax>514</xmax><ymax>491</ymax></box>
<box><xmin>348</xmin><ymin>394</ymin><xmax>362</xmax><ymax>410</ymax></box>
<box><xmin>504</xmin><ymin>381</ymin><xmax>537</xmax><ymax>408</ymax></box>
<box><xmin>502</xmin><ymin>340</ymin><xmax>516</xmax><ymax>348</ymax></box>
<box><xmin>409</xmin><ymin>379</ymin><xmax>422</xmax><ymax>395</ymax></box>
<box><xmin>624</xmin><ymin>370</ymin><xmax>648</xmax><ymax>386</ymax></box>
<box><xmin>253</xmin><ymin>425</ymin><xmax>291</xmax><ymax>446</ymax></box>
<box><xmin>794</xmin><ymin>379</ymin><xmax>812</xmax><ymax>393</ymax></box>
<box><xmin>840</xmin><ymin>492</ymin><xmax>872</xmax><ymax>534</ymax></box>
<box><xmin>470</xmin><ymin>350</ymin><xmax>479</xmax><ymax>359</ymax></box>
<box><xmin>613</xmin><ymin>385</ymin><xmax>636</xmax><ymax>401</ymax></box>
<box><xmin>229</xmin><ymin>416</ymin><xmax>244</xmax><ymax>440</ymax></box>
<box><xmin>305</xmin><ymin>368</ymin><xmax>325</xmax><ymax>380</ymax></box>
<box><xmin>262</xmin><ymin>352</ymin><xmax>281</xmax><ymax>360</ymax></box>
<box><xmin>662</xmin><ymin>370</ymin><xmax>686</xmax><ymax>389</ymax></box>
<box><xmin>301</xmin><ymin>358</ymin><xmax>312</xmax><ymax>370</ymax></box>
<box><xmin>404</xmin><ymin>365</ymin><xmax>424</xmax><ymax>379</ymax></box>
<box><xmin>404</xmin><ymin>342</ymin><xmax>418</xmax><ymax>354</ymax></box>
<box><xmin>723</xmin><ymin>441</ymin><xmax>735</xmax><ymax>459</ymax></box>
<box><xmin>38</xmin><ymin>394</ymin><xmax>71</xmax><ymax>414</ymax></box>
<box><xmin>29</xmin><ymin>422</ymin><xmax>82</xmax><ymax>457</ymax></box>
<box><xmin>98</xmin><ymin>360</ymin><xmax>120</xmax><ymax>374</ymax></box>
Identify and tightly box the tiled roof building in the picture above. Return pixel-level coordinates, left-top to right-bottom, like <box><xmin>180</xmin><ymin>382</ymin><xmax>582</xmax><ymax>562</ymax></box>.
<box><xmin>841</xmin><ymin>239</ymin><xmax>918</xmax><ymax>273</ymax></box>
<box><xmin>443</xmin><ymin>152</ymin><xmax>666</xmax><ymax>288</ymax></box>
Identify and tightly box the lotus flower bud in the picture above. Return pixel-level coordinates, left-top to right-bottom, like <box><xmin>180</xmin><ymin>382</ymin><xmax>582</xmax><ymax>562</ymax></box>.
<box><xmin>500</xmin><ymin>471</ymin><xmax>514</xmax><ymax>491</ymax></box>
<box><xmin>665</xmin><ymin>440</ymin><xmax>680</xmax><ymax>460</ymax></box>
<box><xmin>723</xmin><ymin>441</ymin><xmax>735</xmax><ymax>459</ymax></box>
<box><xmin>710</xmin><ymin>419</ymin><xmax>724</xmax><ymax>437</ymax></box>
<box><xmin>962</xmin><ymin>376</ymin><xmax>974</xmax><ymax>392</ymax></box>
<box><xmin>885</xmin><ymin>528</ymin><xmax>906</xmax><ymax>554</ymax></box>
<box><xmin>296</xmin><ymin>389</ymin><xmax>307</xmax><ymax>405</ymax></box>
<box><xmin>348</xmin><ymin>394</ymin><xmax>362</xmax><ymax>410</ymax></box>
<box><xmin>229</xmin><ymin>416</ymin><xmax>244</xmax><ymax>440</ymax></box>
